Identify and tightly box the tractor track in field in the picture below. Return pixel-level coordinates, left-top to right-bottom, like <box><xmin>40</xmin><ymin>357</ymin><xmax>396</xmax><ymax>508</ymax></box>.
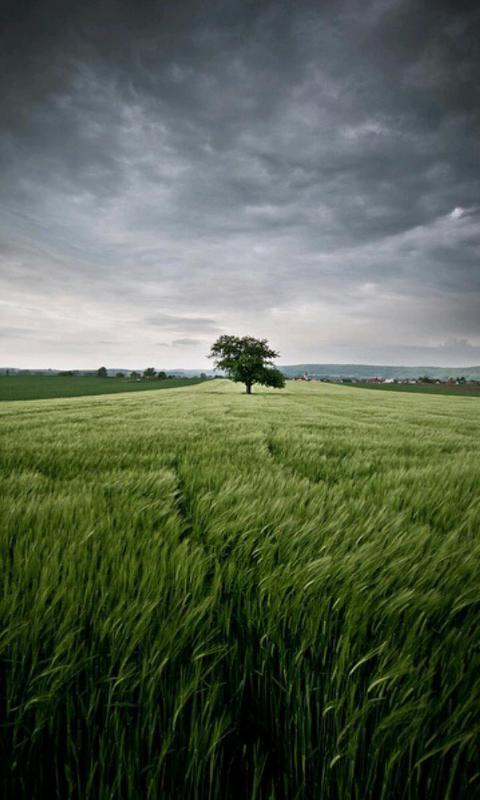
<box><xmin>263</xmin><ymin>434</ymin><xmax>322</xmax><ymax>488</ymax></box>
<box><xmin>172</xmin><ymin>461</ymin><xmax>196</xmax><ymax>543</ymax></box>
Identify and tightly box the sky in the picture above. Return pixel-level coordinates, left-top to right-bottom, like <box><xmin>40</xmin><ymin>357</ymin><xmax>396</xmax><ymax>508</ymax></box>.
<box><xmin>1</xmin><ymin>0</ymin><xmax>479</xmax><ymax>370</ymax></box>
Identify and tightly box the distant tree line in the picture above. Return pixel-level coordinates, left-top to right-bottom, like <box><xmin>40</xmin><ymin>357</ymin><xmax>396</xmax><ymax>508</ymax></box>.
<box><xmin>95</xmin><ymin>367</ymin><xmax>203</xmax><ymax>381</ymax></box>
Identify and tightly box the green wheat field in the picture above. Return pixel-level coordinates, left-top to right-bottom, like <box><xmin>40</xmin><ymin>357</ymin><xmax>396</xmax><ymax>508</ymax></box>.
<box><xmin>1</xmin><ymin>380</ymin><xmax>479</xmax><ymax>799</ymax></box>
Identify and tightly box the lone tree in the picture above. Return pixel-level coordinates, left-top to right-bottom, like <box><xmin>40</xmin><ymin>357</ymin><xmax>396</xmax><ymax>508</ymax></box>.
<box><xmin>209</xmin><ymin>335</ymin><xmax>285</xmax><ymax>394</ymax></box>
<box><xmin>97</xmin><ymin>366</ymin><xmax>108</xmax><ymax>378</ymax></box>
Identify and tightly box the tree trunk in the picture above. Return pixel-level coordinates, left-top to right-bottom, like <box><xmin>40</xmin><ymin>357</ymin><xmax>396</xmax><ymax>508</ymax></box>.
<box><xmin>245</xmin><ymin>383</ymin><xmax>252</xmax><ymax>394</ymax></box>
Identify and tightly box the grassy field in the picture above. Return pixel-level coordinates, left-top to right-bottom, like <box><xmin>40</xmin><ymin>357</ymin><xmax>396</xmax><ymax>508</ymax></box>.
<box><xmin>0</xmin><ymin>375</ymin><xmax>206</xmax><ymax>401</ymax></box>
<box><xmin>350</xmin><ymin>381</ymin><xmax>480</xmax><ymax>398</ymax></box>
<box><xmin>1</xmin><ymin>380</ymin><xmax>479</xmax><ymax>799</ymax></box>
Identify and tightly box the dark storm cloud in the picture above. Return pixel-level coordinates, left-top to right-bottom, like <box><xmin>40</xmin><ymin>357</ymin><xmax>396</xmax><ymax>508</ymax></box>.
<box><xmin>0</xmin><ymin>0</ymin><xmax>479</xmax><ymax>368</ymax></box>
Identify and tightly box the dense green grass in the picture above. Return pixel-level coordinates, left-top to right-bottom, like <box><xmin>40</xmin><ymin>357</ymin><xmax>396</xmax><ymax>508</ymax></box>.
<box><xmin>350</xmin><ymin>381</ymin><xmax>480</xmax><ymax>397</ymax></box>
<box><xmin>0</xmin><ymin>375</ymin><xmax>206</xmax><ymax>401</ymax></box>
<box><xmin>1</xmin><ymin>380</ymin><xmax>479</xmax><ymax>799</ymax></box>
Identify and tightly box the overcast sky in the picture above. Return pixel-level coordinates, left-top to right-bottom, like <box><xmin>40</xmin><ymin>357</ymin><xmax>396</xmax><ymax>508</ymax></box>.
<box><xmin>1</xmin><ymin>0</ymin><xmax>479</xmax><ymax>369</ymax></box>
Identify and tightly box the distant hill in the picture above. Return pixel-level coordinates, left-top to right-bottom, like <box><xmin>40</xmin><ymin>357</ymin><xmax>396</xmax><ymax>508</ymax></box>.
<box><xmin>2</xmin><ymin>364</ymin><xmax>479</xmax><ymax>380</ymax></box>
<box><xmin>279</xmin><ymin>364</ymin><xmax>480</xmax><ymax>381</ymax></box>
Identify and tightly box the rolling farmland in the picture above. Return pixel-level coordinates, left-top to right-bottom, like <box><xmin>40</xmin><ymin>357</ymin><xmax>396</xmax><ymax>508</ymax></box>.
<box><xmin>0</xmin><ymin>375</ymin><xmax>206</xmax><ymax>402</ymax></box>
<box><xmin>350</xmin><ymin>381</ymin><xmax>480</xmax><ymax>398</ymax></box>
<box><xmin>1</xmin><ymin>380</ymin><xmax>479</xmax><ymax>798</ymax></box>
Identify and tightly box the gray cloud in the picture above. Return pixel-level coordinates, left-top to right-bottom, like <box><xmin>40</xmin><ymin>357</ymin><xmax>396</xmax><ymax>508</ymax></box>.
<box><xmin>144</xmin><ymin>314</ymin><xmax>220</xmax><ymax>333</ymax></box>
<box><xmin>171</xmin><ymin>338</ymin><xmax>203</xmax><ymax>347</ymax></box>
<box><xmin>0</xmin><ymin>326</ymin><xmax>36</xmax><ymax>338</ymax></box>
<box><xmin>0</xmin><ymin>0</ymin><xmax>479</xmax><ymax>369</ymax></box>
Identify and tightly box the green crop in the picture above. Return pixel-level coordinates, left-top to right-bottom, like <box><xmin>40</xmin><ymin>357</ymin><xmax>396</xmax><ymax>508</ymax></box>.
<box><xmin>1</xmin><ymin>380</ymin><xmax>479</xmax><ymax>798</ymax></box>
<box><xmin>0</xmin><ymin>375</ymin><xmax>206</xmax><ymax>402</ymax></box>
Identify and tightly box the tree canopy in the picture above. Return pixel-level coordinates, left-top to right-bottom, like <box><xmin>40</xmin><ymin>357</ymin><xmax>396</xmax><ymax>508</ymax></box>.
<box><xmin>208</xmin><ymin>335</ymin><xmax>285</xmax><ymax>394</ymax></box>
<box><xmin>143</xmin><ymin>367</ymin><xmax>156</xmax><ymax>379</ymax></box>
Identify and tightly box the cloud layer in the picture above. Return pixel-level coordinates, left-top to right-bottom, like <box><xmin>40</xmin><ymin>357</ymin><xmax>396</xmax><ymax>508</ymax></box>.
<box><xmin>1</xmin><ymin>0</ymin><xmax>479</xmax><ymax>368</ymax></box>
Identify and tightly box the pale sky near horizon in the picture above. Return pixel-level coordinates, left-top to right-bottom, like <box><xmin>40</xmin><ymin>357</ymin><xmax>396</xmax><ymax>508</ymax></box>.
<box><xmin>1</xmin><ymin>0</ymin><xmax>479</xmax><ymax>370</ymax></box>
